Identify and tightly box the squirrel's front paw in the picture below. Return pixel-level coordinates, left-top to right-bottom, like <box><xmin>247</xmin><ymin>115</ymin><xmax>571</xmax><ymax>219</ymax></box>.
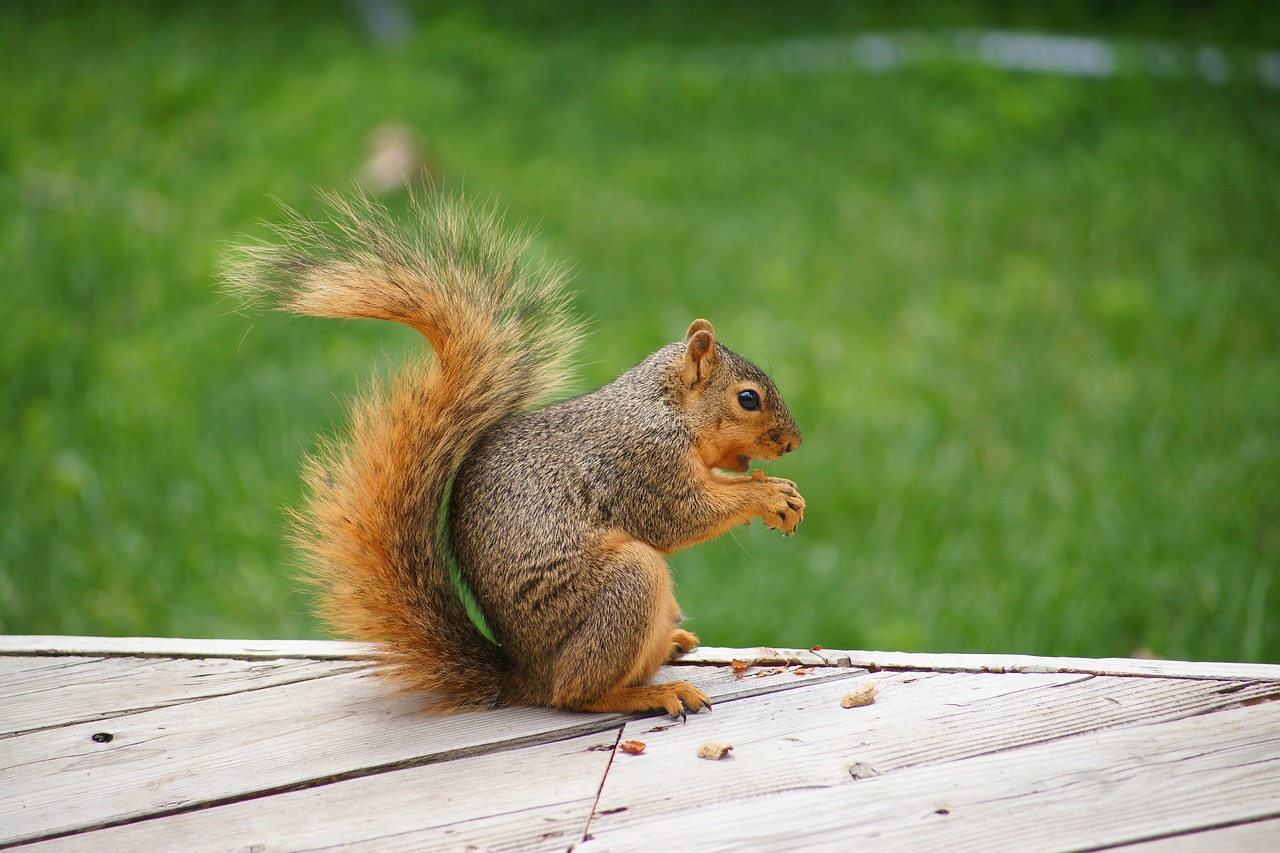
<box><xmin>670</xmin><ymin>628</ymin><xmax>699</xmax><ymax>657</ymax></box>
<box><xmin>757</xmin><ymin>477</ymin><xmax>805</xmax><ymax>536</ymax></box>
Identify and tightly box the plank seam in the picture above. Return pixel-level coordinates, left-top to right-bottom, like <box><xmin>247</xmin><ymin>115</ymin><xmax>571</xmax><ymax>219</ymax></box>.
<box><xmin>579</xmin><ymin>727</ymin><xmax>624</xmax><ymax>846</ymax></box>
<box><xmin>879</xmin><ymin>685</ymin><xmax>1280</xmax><ymax>780</ymax></box>
<box><xmin>1073</xmin><ymin>810</ymin><xmax>1280</xmax><ymax>852</ymax></box>
<box><xmin>0</xmin><ymin>648</ymin><xmax>375</xmax><ymax>662</ymax></box>
<box><xmin>673</xmin><ymin>658</ymin><xmax>1280</xmax><ymax>684</ymax></box>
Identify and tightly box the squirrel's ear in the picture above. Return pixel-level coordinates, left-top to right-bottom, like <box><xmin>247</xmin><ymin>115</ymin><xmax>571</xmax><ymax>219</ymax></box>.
<box><xmin>682</xmin><ymin>321</ymin><xmax>717</xmax><ymax>388</ymax></box>
<box><xmin>686</xmin><ymin>319</ymin><xmax>715</xmax><ymax>341</ymax></box>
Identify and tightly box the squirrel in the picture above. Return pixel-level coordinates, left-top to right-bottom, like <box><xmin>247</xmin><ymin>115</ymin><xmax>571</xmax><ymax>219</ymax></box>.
<box><xmin>224</xmin><ymin>192</ymin><xmax>805</xmax><ymax>719</ymax></box>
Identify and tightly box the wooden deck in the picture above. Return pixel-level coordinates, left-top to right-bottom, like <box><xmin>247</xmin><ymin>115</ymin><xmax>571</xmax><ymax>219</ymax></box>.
<box><xmin>2</xmin><ymin>636</ymin><xmax>1279</xmax><ymax>851</ymax></box>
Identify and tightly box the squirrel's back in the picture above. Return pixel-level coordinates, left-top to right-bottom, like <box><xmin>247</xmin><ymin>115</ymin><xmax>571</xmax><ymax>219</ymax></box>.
<box><xmin>447</xmin><ymin>337</ymin><xmax>791</xmax><ymax>701</ymax></box>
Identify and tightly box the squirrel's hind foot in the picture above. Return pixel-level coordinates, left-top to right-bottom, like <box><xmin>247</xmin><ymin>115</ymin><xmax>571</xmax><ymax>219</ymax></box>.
<box><xmin>580</xmin><ymin>680</ymin><xmax>712</xmax><ymax>720</ymax></box>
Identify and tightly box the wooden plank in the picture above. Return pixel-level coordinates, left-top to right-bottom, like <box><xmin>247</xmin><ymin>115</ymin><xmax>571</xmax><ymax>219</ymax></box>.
<box><xmin>579</xmin><ymin>700</ymin><xmax>1280</xmax><ymax>852</ymax></box>
<box><xmin>0</xmin><ymin>655</ymin><xmax>368</xmax><ymax>736</ymax></box>
<box><xmin>0</xmin><ymin>635</ymin><xmax>373</xmax><ymax>660</ymax></box>
<box><xmin>20</xmin><ymin>732</ymin><xmax>616</xmax><ymax>853</ymax></box>
<box><xmin>583</xmin><ymin>670</ymin><xmax>1280</xmax><ymax>838</ymax></box>
<box><xmin>10</xmin><ymin>635</ymin><xmax>1274</xmax><ymax>681</ymax></box>
<box><xmin>0</xmin><ymin>669</ymin><xmax>609</xmax><ymax>846</ymax></box>
<box><xmin>0</xmin><ymin>655</ymin><xmax>858</xmax><ymax>846</ymax></box>
<box><xmin>684</xmin><ymin>645</ymin><xmax>1280</xmax><ymax>682</ymax></box>
<box><xmin>8</xmin><ymin>637</ymin><xmax>1277</xmax><ymax>851</ymax></box>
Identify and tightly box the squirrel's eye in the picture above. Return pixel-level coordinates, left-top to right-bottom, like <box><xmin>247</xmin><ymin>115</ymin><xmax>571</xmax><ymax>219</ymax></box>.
<box><xmin>738</xmin><ymin>389</ymin><xmax>760</xmax><ymax>411</ymax></box>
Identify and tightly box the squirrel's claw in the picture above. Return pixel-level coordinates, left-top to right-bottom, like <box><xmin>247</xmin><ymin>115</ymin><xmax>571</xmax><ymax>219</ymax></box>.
<box><xmin>662</xmin><ymin>681</ymin><xmax>712</xmax><ymax>720</ymax></box>
<box><xmin>673</xmin><ymin>693</ymin><xmax>714</xmax><ymax>722</ymax></box>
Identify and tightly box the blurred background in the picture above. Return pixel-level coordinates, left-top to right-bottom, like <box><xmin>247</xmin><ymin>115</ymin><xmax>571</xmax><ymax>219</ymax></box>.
<box><xmin>2</xmin><ymin>1</ymin><xmax>1277</xmax><ymax>662</ymax></box>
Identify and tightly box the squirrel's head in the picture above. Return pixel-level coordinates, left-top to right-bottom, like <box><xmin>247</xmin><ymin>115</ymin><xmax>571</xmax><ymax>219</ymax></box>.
<box><xmin>678</xmin><ymin>319</ymin><xmax>802</xmax><ymax>473</ymax></box>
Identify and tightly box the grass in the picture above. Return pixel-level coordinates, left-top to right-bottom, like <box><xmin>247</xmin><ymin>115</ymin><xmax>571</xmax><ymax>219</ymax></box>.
<box><xmin>2</xmin><ymin>1</ymin><xmax>1277</xmax><ymax>662</ymax></box>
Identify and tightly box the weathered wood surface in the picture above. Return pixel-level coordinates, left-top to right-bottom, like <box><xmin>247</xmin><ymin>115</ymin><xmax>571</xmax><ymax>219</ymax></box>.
<box><xmin>1</xmin><ymin>638</ymin><xmax>1277</xmax><ymax>851</ymax></box>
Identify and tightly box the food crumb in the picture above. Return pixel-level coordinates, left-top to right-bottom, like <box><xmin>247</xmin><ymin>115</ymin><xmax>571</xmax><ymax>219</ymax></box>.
<box><xmin>697</xmin><ymin>741</ymin><xmax>734</xmax><ymax>760</ymax></box>
<box><xmin>618</xmin><ymin>740</ymin><xmax>646</xmax><ymax>755</ymax></box>
<box><xmin>840</xmin><ymin>682</ymin><xmax>878</xmax><ymax>708</ymax></box>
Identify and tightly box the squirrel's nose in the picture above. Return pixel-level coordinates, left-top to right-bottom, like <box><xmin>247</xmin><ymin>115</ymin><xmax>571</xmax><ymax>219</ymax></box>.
<box><xmin>782</xmin><ymin>434</ymin><xmax>801</xmax><ymax>454</ymax></box>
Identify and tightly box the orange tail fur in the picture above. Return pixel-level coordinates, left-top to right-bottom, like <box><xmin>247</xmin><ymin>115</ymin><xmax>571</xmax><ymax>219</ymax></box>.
<box><xmin>224</xmin><ymin>192</ymin><xmax>580</xmax><ymax>710</ymax></box>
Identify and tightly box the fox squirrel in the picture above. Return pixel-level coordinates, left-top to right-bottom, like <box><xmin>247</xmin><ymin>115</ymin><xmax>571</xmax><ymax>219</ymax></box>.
<box><xmin>224</xmin><ymin>192</ymin><xmax>805</xmax><ymax>718</ymax></box>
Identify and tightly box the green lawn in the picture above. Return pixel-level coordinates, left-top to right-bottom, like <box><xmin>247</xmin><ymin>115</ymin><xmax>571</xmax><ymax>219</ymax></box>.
<box><xmin>3</xmin><ymin>1</ymin><xmax>1277</xmax><ymax>662</ymax></box>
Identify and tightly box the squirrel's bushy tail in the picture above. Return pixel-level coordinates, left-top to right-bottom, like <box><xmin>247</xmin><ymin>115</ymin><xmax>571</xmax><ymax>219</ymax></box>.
<box><xmin>224</xmin><ymin>192</ymin><xmax>580</xmax><ymax>710</ymax></box>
